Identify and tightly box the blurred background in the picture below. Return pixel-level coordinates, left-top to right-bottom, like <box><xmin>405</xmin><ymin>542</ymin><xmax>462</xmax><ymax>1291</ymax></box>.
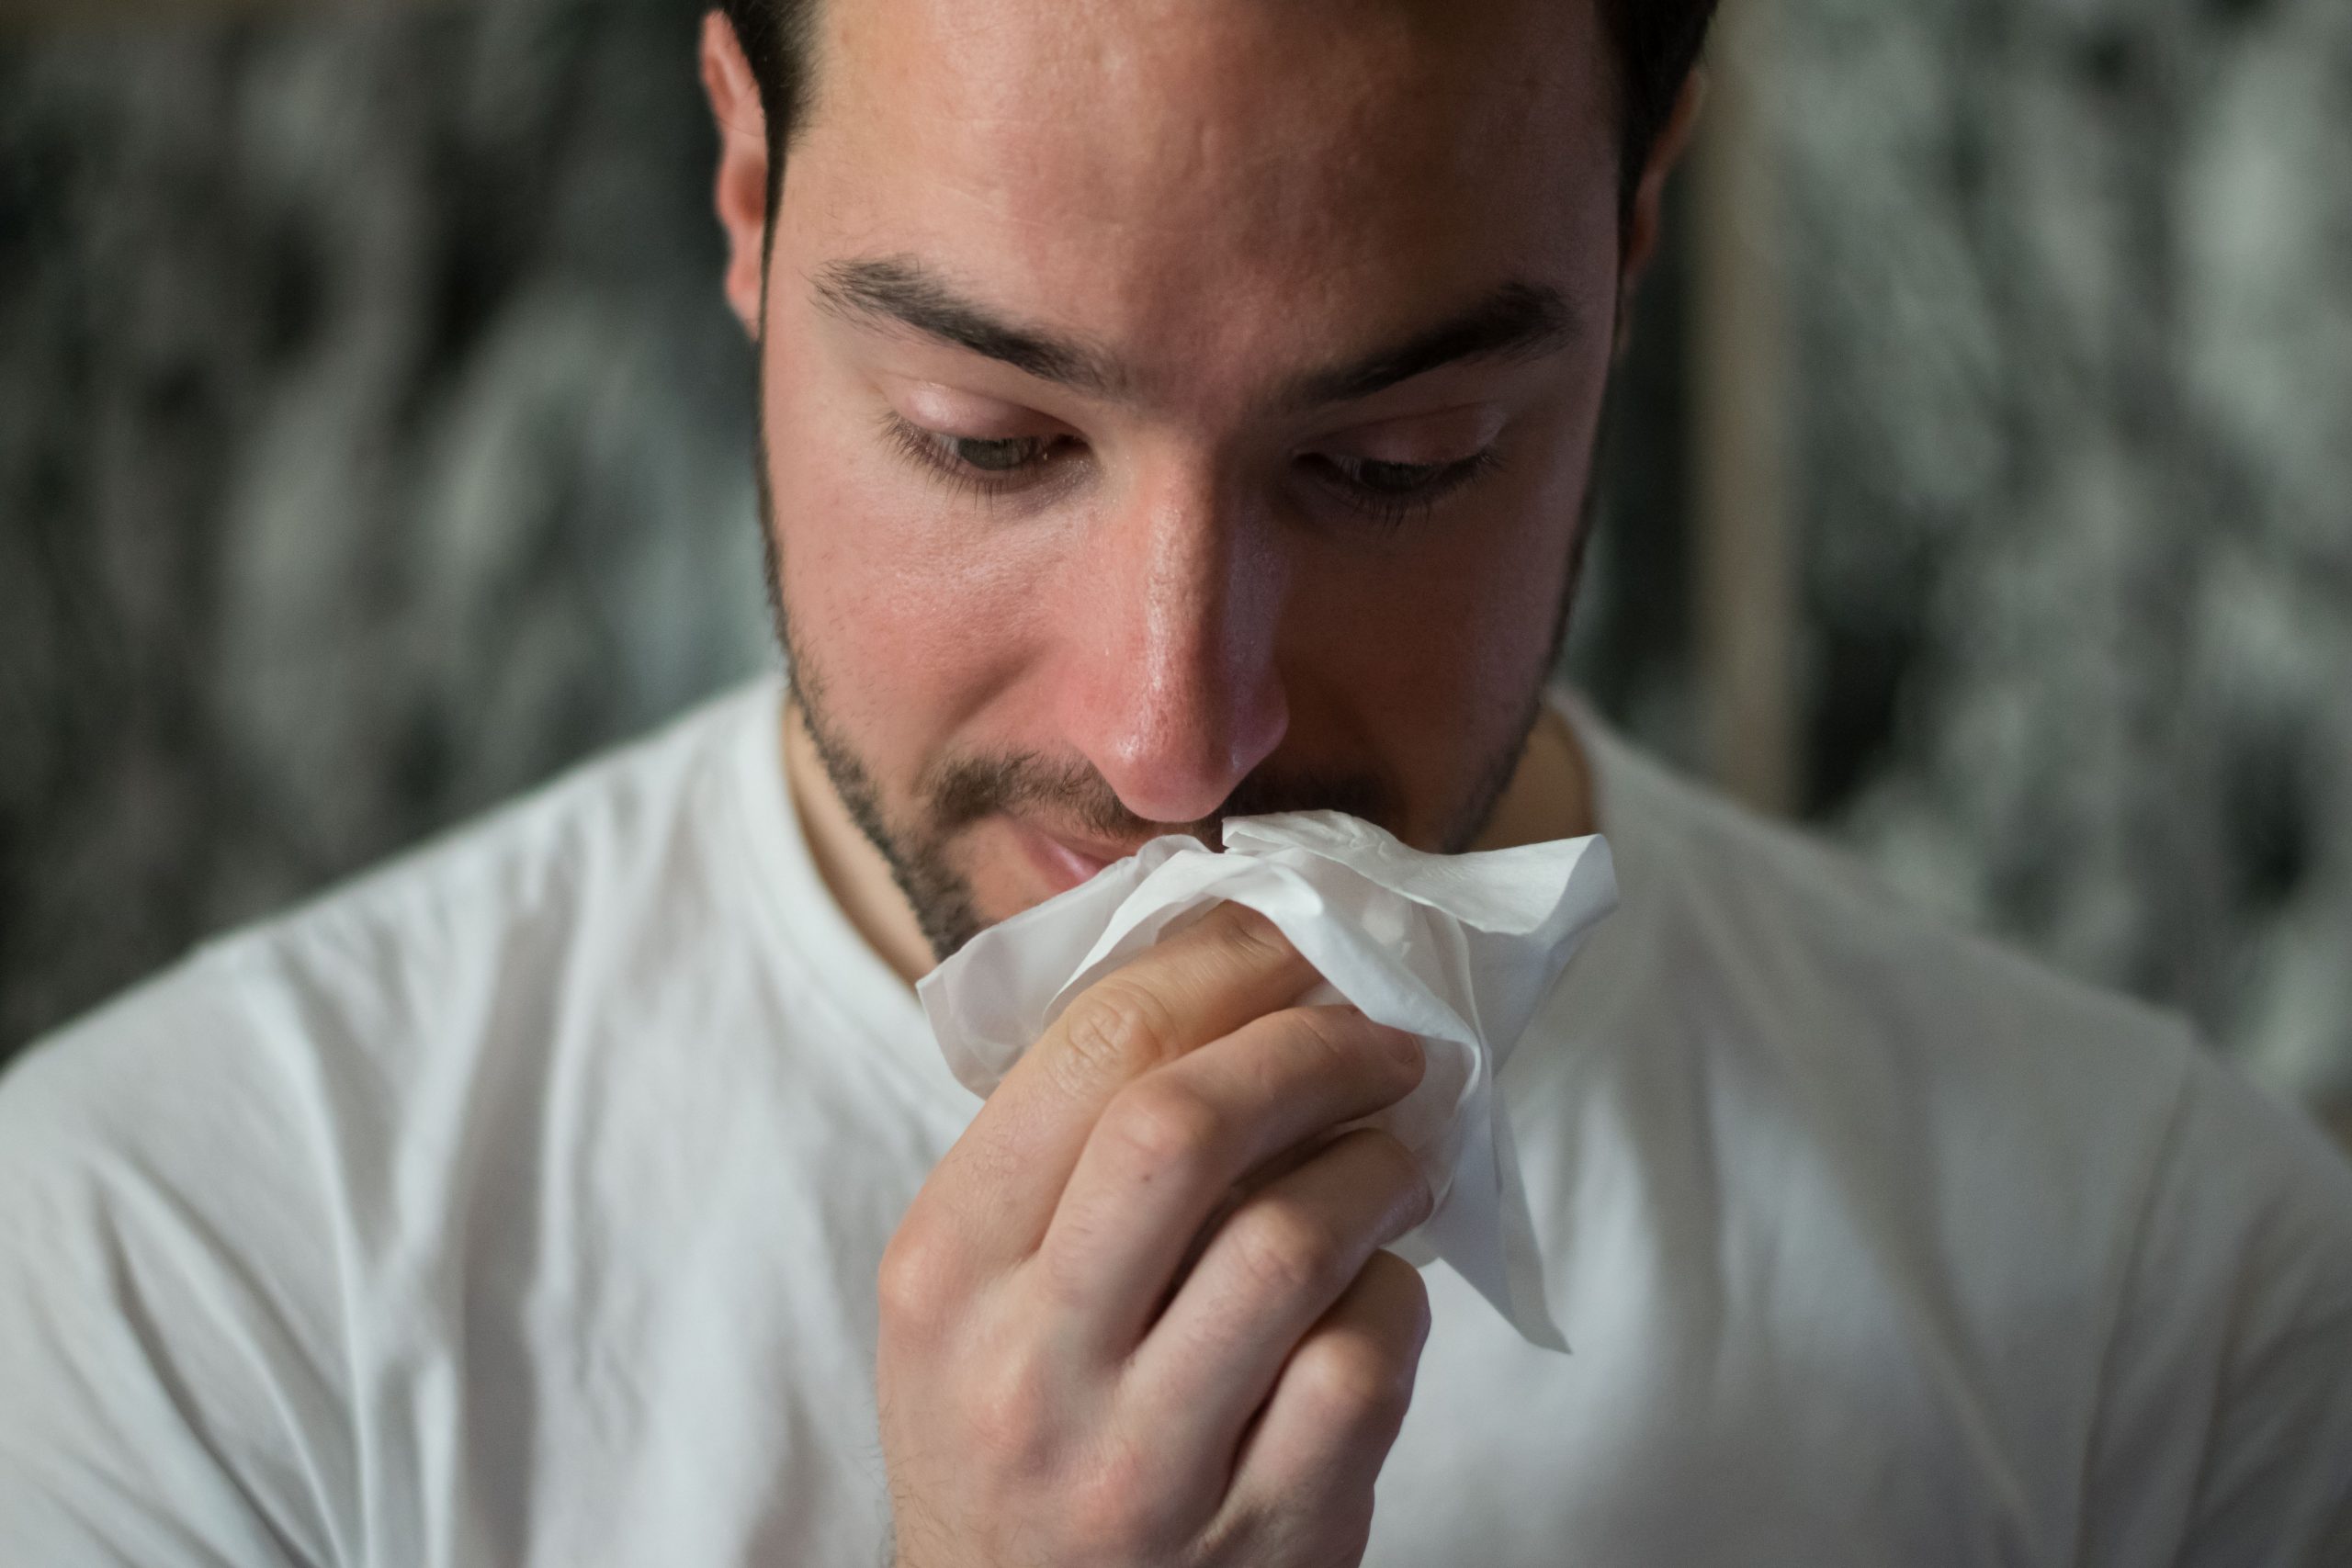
<box><xmin>3</xmin><ymin>0</ymin><xmax>2347</xmax><ymax>1143</ymax></box>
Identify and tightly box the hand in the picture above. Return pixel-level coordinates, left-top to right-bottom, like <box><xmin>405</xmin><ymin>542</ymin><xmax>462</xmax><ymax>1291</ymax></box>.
<box><xmin>877</xmin><ymin>902</ymin><xmax>1435</xmax><ymax>1568</ymax></box>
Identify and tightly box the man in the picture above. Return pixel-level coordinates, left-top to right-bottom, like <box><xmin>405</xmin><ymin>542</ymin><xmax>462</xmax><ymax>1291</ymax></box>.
<box><xmin>3</xmin><ymin>0</ymin><xmax>2348</xmax><ymax>1562</ymax></box>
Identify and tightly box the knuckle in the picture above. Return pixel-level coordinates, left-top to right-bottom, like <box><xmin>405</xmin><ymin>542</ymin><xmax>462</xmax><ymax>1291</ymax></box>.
<box><xmin>1209</xmin><ymin>901</ymin><xmax>1295</xmax><ymax>971</ymax></box>
<box><xmin>1056</xmin><ymin>980</ymin><xmax>1182</xmax><ymax>1086</ymax></box>
<box><xmin>1365</xmin><ymin>1134</ymin><xmax>1435</xmax><ymax>1227</ymax></box>
<box><xmin>961</xmin><ymin>1348</ymin><xmax>1058</xmax><ymax>1472</ymax></box>
<box><xmin>1064</xmin><ymin>1440</ymin><xmax>1181</xmax><ymax>1558</ymax></box>
<box><xmin>875</xmin><ymin>1223</ymin><xmax>962</xmax><ymax>1337</ymax></box>
<box><xmin>1293</xmin><ymin>1333</ymin><xmax>1415</xmax><ymax>1427</ymax></box>
<box><xmin>1098</xmin><ymin>1079</ymin><xmax>1224</xmax><ymax>1179</ymax></box>
<box><xmin>1284</xmin><ymin>1006</ymin><xmax>1418</xmax><ymax>1089</ymax></box>
<box><xmin>1283</xmin><ymin>1003</ymin><xmax>1360</xmax><ymax>1066</ymax></box>
<box><xmin>1228</xmin><ymin>1199</ymin><xmax>1349</xmax><ymax>1302</ymax></box>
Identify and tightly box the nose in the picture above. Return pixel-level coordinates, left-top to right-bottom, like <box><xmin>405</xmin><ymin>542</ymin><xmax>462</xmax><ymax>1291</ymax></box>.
<box><xmin>1054</xmin><ymin>464</ymin><xmax>1290</xmax><ymax>826</ymax></box>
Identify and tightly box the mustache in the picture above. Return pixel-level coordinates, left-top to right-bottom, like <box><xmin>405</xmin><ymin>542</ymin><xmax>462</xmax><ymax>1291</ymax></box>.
<box><xmin>922</xmin><ymin>751</ymin><xmax>1400</xmax><ymax>852</ymax></box>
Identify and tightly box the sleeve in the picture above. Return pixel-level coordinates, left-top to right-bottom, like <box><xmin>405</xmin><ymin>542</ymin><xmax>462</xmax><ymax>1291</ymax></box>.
<box><xmin>2078</xmin><ymin>1047</ymin><xmax>2352</xmax><ymax>1567</ymax></box>
<box><xmin>0</xmin><ymin>955</ymin><xmax>355</xmax><ymax>1568</ymax></box>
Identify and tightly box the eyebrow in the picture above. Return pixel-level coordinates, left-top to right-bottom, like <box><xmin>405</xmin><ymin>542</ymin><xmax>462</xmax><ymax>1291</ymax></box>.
<box><xmin>811</xmin><ymin>255</ymin><xmax>1579</xmax><ymax>410</ymax></box>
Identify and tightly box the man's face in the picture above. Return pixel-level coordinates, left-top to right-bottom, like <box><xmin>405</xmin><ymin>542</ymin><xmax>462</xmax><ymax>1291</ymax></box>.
<box><xmin>749</xmin><ymin>0</ymin><xmax>1627</xmax><ymax>957</ymax></box>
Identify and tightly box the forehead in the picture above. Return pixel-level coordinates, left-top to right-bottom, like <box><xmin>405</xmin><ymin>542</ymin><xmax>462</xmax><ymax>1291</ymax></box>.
<box><xmin>783</xmin><ymin>0</ymin><xmax>1622</xmax><ymax>403</ymax></box>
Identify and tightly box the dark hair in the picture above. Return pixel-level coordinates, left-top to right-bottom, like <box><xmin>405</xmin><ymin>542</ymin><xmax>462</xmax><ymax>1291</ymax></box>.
<box><xmin>716</xmin><ymin>0</ymin><xmax>1718</xmax><ymax>230</ymax></box>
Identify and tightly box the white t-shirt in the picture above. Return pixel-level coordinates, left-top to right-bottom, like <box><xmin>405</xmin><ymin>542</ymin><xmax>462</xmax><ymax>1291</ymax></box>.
<box><xmin>3</xmin><ymin>678</ymin><xmax>2347</xmax><ymax>1567</ymax></box>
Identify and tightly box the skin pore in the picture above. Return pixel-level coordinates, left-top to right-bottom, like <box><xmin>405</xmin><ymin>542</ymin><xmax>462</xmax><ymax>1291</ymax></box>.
<box><xmin>703</xmin><ymin>0</ymin><xmax>1694</xmax><ymax>985</ymax></box>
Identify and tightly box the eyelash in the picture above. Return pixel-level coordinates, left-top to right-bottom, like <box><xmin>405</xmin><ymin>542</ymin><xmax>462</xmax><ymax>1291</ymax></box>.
<box><xmin>1302</xmin><ymin>449</ymin><xmax>1507</xmax><ymax>530</ymax></box>
<box><xmin>881</xmin><ymin>412</ymin><xmax>1504</xmax><ymax>530</ymax></box>
<box><xmin>881</xmin><ymin>414</ymin><xmax>1079</xmax><ymax>509</ymax></box>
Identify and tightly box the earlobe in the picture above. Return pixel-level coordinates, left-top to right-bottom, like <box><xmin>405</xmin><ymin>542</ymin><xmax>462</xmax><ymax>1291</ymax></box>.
<box><xmin>1614</xmin><ymin>70</ymin><xmax>1708</xmax><ymax>359</ymax></box>
<box><xmin>700</xmin><ymin>10</ymin><xmax>773</xmax><ymax>338</ymax></box>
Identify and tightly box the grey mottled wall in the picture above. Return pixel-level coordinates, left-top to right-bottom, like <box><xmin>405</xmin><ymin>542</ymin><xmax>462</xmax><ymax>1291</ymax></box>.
<box><xmin>1775</xmin><ymin>0</ymin><xmax>2352</xmax><ymax>1114</ymax></box>
<box><xmin>0</xmin><ymin>0</ymin><xmax>772</xmax><ymax>1051</ymax></box>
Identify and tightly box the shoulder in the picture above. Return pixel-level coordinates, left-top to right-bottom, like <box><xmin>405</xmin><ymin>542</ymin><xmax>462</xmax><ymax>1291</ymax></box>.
<box><xmin>2083</xmin><ymin>1047</ymin><xmax>2352</xmax><ymax>1563</ymax></box>
<box><xmin>1567</xmin><ymin>705</ymin><xmax>2343</xmax><ymax>1218</ymax></box>
<box><xmin>0</xmin><ymin>680</ymin><xmax>784</xmax><ymax>1557</ymax></box>
<box><xmin>1556</xmin><ymin>707</ymin><xmax>2352</xmax><ymax>1557</ymax></box>
<box><xmin>1574</xmin><ymin>711</ymin><xmax>2200</xmax><ymax>1116</ymax></box>
<box><xmin>0</xmin><ymin>934</ymin><xmax>358</xmax><ymax>1561</ymax></box>
<box><xmin>0</xmin><ymin>676</ymin><xmax>780</xmax><ymax>1213</ymax></box>
<box><xmin>235</xmin><ymin>676</ymin><xmax>779</xmax><ymax>997</ymax></box>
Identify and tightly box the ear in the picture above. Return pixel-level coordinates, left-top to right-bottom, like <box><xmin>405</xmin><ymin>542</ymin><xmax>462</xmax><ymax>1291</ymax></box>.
<box><xmin>701</xmin><ymin>10</ymin><xmax>772</xmax><ymax>339</ymax></box>
<box><xmin>1614</xmin><ymin>70</ymin><xmax>1706</xmax><ymax>359</ymax></box>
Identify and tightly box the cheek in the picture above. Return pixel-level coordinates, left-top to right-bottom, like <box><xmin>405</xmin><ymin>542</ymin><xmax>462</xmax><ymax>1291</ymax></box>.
<box><xmin>1294</xmin><ymin>425</ymin><xmax>1589</xmax><ymax>762</ymax></box>
<box><xmin>758</xmin><ymin>342</ymin><xmax>1050</xmax><ymax>769</ymax></box>
<box><xmin>1337</xmin><ymin>528</ymin><xmax>1569</xmax><ymax>777</ymax></box>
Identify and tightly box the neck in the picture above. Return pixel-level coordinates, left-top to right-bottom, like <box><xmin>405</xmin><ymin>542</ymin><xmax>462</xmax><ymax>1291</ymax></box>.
<box><xmin>781</xmin><ymin>689</ymin><xmax>1600</xmax><ymax>990</ymax></box>
<box><xmin>1469</xmin><ymin>694</ymin><xmax>1599</xmax><ymax>853</ymax></box>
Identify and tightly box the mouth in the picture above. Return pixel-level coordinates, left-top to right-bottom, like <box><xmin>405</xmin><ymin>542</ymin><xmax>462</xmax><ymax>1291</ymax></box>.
<box><xmin>1006</xmin><ymin>818</ymin><xmax>1143</xmax><ymax>897</ymax></box>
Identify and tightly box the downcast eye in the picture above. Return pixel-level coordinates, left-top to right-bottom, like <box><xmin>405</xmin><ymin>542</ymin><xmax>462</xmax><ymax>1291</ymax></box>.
<box><xmin>1297</xmin><ymin>446</ymin><xmax>1505</xmax><ymax>528</ymax></box>
<box><xmin>1311</xmin><ymin>453</ymin><xmax>1466</xmax><ymax>494</ymax></box>
<box><xmin>949</xmin><ymin>435</ymin><xmax>1050</xmax><ymax>472</ymax></box>
<box><xmin>1346</xmin><ymin>457</ymin><xmax>1451</xmax><ymax>494</ymax></box>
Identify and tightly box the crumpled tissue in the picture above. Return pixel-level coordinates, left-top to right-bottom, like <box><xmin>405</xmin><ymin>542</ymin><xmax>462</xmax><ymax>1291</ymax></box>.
<box><xmin>915</xmin><ymin>810</ymin><xmax>1617</xmax><ymax>1350</ymax></box>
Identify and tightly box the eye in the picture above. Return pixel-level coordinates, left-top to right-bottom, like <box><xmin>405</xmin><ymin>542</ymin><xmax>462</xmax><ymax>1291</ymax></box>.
<box><xmin>942</xmin><ymin>434</ymin><xmax>1054</xmax><ymax>473</ymax></box>
<box><xmin>1337</xmin><ymin>457</ymin><xmax>1456</xmax><ymax>495</ymax></box>
<box><xmin>883</xmin><ymin>413</ymin><xmax>1078</xmax><ymax>498</ymax></box>
<box><xmin>1304</xmin><ymin>448</ymin><xmax>1504</xmax><ymax>527</ymax></box>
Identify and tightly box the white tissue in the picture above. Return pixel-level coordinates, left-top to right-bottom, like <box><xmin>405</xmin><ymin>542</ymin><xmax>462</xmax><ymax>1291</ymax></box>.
<box><xmin>916</xmin><ymin>810</ymin><xmax>1617</xmax><ymax>1350</ymax></box>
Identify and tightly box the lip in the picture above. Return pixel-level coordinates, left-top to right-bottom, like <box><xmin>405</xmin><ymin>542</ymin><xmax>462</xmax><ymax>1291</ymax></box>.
<box><xmin>1008</xmin><ymin>818</ymin><xmax>1133</xmax><ymax>897</ymax></box>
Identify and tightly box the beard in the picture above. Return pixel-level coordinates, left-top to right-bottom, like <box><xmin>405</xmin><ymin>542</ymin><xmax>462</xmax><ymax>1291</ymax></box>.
<box><xmin>752</xmin><ymin>393</ymin><xmax>1602</xmax><ymax>965</ymax></box>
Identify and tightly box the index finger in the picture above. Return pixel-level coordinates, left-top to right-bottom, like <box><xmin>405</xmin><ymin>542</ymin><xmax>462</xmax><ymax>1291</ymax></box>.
<box><xmin>922</xmin><ymin>901</ymin><xmax>1319</xmax><ymax>1265</ymax></box>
